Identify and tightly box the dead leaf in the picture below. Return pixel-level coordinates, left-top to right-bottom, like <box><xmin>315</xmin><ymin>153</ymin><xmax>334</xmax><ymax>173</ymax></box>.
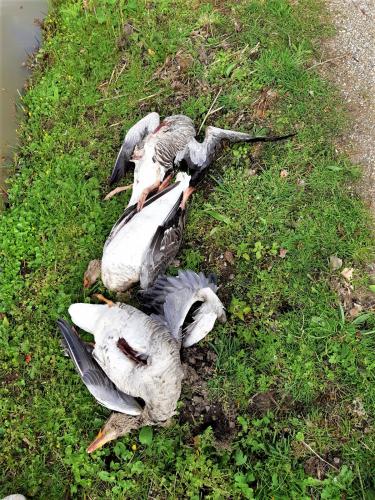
<box><xmin>279</xmin><ymin>248</ymin><xmax>288</xmax><ymax>258</ymax></box>
<box><xmin>254</xmin><ymin>88</ymin><xmax>279</xmax><ymax>119</ymax></box>
<box><xmin>329</xmin><ymin>255</ymin><xmax>343</xmax><ymax>271</ymax></box>
<box><xmin>349</xmin><ymin>303</ymin><xmax>362</xmax><ymax>318</ymax></box>
<box><xmin>280</xmin><ymin>169</ymin><xmax>289</xmax><ymax>178</ymax></box>
<box><xmin>123</xmin><ymin>23</ymin><xmax>134</xmax><ymax>37</ymax></box>
<box><xmin>193</xmin><ymin>435</ymin><xmax>201</xmax><ymax>448</ymax></box>
<box><xmin>198</xmin><ymin>46</ymin><xmax>208</xmax><ymax>65</ymax></box>
<box><xmin>341</xmin><ymin>267</ymin><xmax>354</xmax><ymax>281</ymax></box>
<box><xmin>234</xmin><ymin>20</ymin><xmax>242</xmax><ymax>32</ymax></box>
<box><xmin>175</xmin><ymin>52</ymin><xmax>193</xmax><ymax>71</ymax></box>
<box><xmin>224</xmin><ymin>251</ymin><xmax>235</xmax><ymax>265</ymax></box>
<box><xmin>22</xmin><ymin>436</ymin><xmax>32</xmax><ymax>447</ymax></box>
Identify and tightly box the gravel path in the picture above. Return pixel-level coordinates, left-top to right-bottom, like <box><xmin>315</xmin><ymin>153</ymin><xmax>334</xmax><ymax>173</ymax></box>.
<box><xmin>322</xmin><ymin>0</ymin><xmax>375</xmax><ymax>216</ymax></box>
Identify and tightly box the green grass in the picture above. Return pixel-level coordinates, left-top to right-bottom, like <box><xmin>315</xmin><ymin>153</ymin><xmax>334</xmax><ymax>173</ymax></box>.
<box><xmin>1</xmin><ymin>0</ymin><xmax>375</xmax><ymax>497</ymax></box>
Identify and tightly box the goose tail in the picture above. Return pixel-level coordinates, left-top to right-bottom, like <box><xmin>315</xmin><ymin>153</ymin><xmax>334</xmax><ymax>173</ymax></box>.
<box><xmin>68</xmin><ymin>303</ymin><xmax>106</xmax><ymax>334</ymax></box>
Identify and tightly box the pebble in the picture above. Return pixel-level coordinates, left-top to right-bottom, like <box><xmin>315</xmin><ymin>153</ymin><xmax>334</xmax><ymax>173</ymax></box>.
<box><xmin>322</xmin><ymin>0</ymin><xmax>375</xmax><ymax>216</ymax></box>
<box><xmin>329</xmin><ymin>255</ymin><xmax>343</xmax><ymax>271</ymax></box>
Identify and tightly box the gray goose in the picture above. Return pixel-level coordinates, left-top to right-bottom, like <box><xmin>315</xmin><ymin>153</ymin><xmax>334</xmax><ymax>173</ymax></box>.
<box><xmin>106</xmin><ymin>112</ymin><xmax>294</xmax><ymax>210</ymax></box>
<box><xmin>83</xmin><ymin>171</ymin><xmax>191</xmax><ymax>292</ymax></box>
<box><xmin>58</xmin><ymin>270</ymin><xmax>226</xmax><ymax>452</ymax></box>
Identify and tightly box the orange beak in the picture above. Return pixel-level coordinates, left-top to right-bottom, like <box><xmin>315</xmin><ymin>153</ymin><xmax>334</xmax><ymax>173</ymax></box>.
<box><xmin>87</xmin><ymin>428</ymin><xmax>114</xmax><ymax>453</ymax></box>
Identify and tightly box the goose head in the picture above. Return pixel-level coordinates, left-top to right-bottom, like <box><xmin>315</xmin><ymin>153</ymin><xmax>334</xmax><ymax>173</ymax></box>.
<box><xmin>87</xmin><ymin>413</ymin><xmax>142</xmax><ymax>453</ymax></box>
<box><xmin>83</xmin><ymin>259</ymin><xmax>101</xmax><ymax>288</ymax></box>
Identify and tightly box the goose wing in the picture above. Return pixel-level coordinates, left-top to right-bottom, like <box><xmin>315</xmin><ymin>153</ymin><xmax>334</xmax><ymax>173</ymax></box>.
<box><xmin>57</xmin><ymin>319</ymin><xmax>142</xmax><ymax>415</ymax></box>
<box><xmin>140</xmin><ymin>195</ymin><xmax>186</xmax><ymax>289</ymax></box>
<box><xmin>109</xmin><ymin>112</ymin><xmax>160</xmax><ymax>185</ymax></box>
<box><xmin>105</xmin><ymin>181</ymin><xmax>181</xmax><ymax>246</ymax></box>
<box><xmin>175</xmin><ymin>125</ymin><xmax>295</xmax><ymax>173</ymax></box>
<box><xmin>140</xmin><ymin>270</ymin><xmax>225</xmax><ymax>344</ymax></box>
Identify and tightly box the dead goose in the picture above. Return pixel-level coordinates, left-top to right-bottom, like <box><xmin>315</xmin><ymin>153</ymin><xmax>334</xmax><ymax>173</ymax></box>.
<box><xmin>106</xmin><ymin>112</ymin><xmax>294</xmax><ymax>210</ymax></box>
<box><xmin>84</xmin><ymin>171</ymin><xmax>193</xmax><ymax>292</ymax></box>
<box><xmin>58</xmin><ymin>270</ymin><xmax>226</xmax><ymax>452</ymax></box>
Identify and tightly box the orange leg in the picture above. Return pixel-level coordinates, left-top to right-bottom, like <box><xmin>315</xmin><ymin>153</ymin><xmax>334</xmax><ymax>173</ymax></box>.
<box><xmin>180</xmin><ymin>186</ymin><xmax>196</xmax><ymax>210</ymax></box>
<box><xmin>94</xmin><ymin>294</ymin><xmax>114</xmax><ymax>307</ymax></box>
<box><xmin>137</xmin><ymin>179</ymin><xmax>161</xmax><ymax>211</ymax></box>
<box><xmin>104</xmin><ymin>183</ymin><xmax>133</xmax><ymax>201</ymax></box>
<box><xmin>157</xmin><ymin>174</ymin><xmax>173</xmax><ymax>192</ymax></box>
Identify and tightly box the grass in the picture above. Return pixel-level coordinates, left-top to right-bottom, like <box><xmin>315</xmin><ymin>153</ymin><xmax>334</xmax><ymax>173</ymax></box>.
<box><xmin>1</xmin><ymin>0</ymin><xmax>374</xmax><ymax>497</ymax></box>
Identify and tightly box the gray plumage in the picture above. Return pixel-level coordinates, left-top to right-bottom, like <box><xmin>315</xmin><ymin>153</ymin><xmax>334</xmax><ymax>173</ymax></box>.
<box><xmin>59</xmin><ymin>270</ymin><xmax>226</xmax><ymax>451</ymax></box>
<box><xmin>140</xmin><ymin>270</ymin><xmax>226</xmax><ymax>346</ymax></box>
<box><xmin>175</xmin><ymin>125</ymin><xmax>296</xmax><ymax>174</ymax></box>
<box><xmin>57</xmin><ymin>319</ymin><xmax>142</xmax><ymax>415</ymax></box>
<box><xmin>139</xmin><ymin>198</ymin><xmax>186</xmax><ymax>289</ymax></box>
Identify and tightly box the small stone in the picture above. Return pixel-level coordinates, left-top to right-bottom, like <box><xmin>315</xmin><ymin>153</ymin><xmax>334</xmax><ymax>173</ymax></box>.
<box><xmin>229</xmin><ymin>274</ymin><xmax>234</xmax><ymax>279</ymax></box>
<box><xmin>333</xmin><ymin>457</ymin><xmax>341</xmax><ymax>464</ymax></box>
<box><xmin>329</xmin><ymin>255</ymin><xmax>343</xmax><ymax>271</ymax></box>
<box><xmin>246</xmin><ymin>168</ymin><xmax>257</xmax><ymax>176</ymax></box>
<box><xmin>229</xmin><ymin>421</ymin><xmax>236</xmax><ymax>429</ymax></box>
<box><xmin>224</xmin><ymin>251</ymin><xmax>235</xmax><ymax>265</ymax></box>
<box><xmin>279</xmin><ymin>248</ymin><xmax>288</xmax><ymax>258</ymax></box>
<box><xmin>341</xmin><ymin>267</ymin><xmax>354</xmax><ymax>281</ymax></box>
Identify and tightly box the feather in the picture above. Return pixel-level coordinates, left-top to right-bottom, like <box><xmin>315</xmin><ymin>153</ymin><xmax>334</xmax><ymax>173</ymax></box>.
<box><xmin>57</xmin><ymin>319</ymin><xmax>142</xmax><ymax>415</ymax></box>
<box><xmin>117</xmin><ymin>338</ymin><xmax>148</xmax><ymax>365</ymax></box>
<box><xmin>105</xmin><ymin>181</ymin><xmax>181</xmax><ymax>246</ymax></box>
<box><xmin>140</xmin><ymin>195</ymin><xmax>185</xmax><ymax>289</ymax></box>
<box><xmin>140</xmin><ymin>270</ymin><xmax>224</xmax><ymax>343</ymax></box>
<box><xmin>175</xmin><ymin>125</ymin><xmax>295</xmax><ymax>173</ymax></box>
<box><xmin>109</xmin><ymin>112</ymin><xmax>160</xmax><ymax>185</ymax></box>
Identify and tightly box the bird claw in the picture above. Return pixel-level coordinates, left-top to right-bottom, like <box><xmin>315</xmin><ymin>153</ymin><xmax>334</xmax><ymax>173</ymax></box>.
<box><xmin>94</xmin><ymin>293</ymin><xmax>114</xmax><ymax>307</ymax></box>
<box><xmin>104</xmin><ymin>184</ymin><xmax>133</xmax><ymax>201</ymax></box>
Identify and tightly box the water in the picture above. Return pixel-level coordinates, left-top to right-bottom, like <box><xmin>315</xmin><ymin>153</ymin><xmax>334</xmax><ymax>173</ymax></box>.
<box><xmin>0</xmin><ymin>0</ymin><xmax>47</xmax><ymax>198</ymax></box>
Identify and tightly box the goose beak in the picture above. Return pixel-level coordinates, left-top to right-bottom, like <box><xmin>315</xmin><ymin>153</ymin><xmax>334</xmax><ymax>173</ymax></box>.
<box><xmin>87</xmin><ymin>428</ymin><xmax>116</xmax><ymax>453</ymax></box>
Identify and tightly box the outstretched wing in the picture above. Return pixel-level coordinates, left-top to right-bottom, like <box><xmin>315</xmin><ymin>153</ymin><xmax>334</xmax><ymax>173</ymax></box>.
<box><xmin>109</xmin><ymin>112</ymin><xmax>160</xmax><ymax>185</ymax></box>
<box><xmin>57</xmin><ymin>319</ymin><xmax>142</xmax><ymax>415</ymax></box>
<box><xmin>175</xmin><ymin>125</ymin><xmax>295</xmax><ymax>173</ymax></box>
<box><xmin>140</xmin><ymin>195</ymin><xmax>186</xmax><ymax>289</ymax></box>
<box><xmin>140</xmin><ymin>270</ymin><xmax>222</xmax><ymax>342</ymax></box>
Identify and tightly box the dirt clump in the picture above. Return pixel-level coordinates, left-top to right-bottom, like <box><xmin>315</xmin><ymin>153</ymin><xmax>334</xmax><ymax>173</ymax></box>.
<box><xmin>304</xmin><ymin>454</ymin><xmax>342</xmax><ymax>480</ymax></box>
<box><xmin>179</xmin><ymin>345</ymin><xmax>237</xmax><ymax>442</ymax></box>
